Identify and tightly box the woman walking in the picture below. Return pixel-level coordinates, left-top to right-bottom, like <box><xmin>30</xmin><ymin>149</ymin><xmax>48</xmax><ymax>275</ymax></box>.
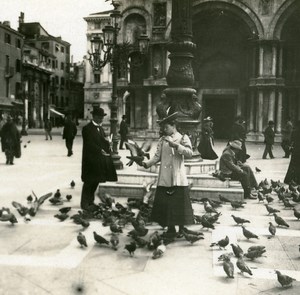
<box><xmin>142</xmin><ymin>112</ymin><xmax>194</xmax><ymax>236</ymax></box>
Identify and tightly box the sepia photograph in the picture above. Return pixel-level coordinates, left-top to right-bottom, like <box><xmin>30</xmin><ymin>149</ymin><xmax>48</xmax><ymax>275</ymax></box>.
<box><xmin>0</xmin><ymin>0</ymin><xmax>300</xmax><ymax>294</ymax></box>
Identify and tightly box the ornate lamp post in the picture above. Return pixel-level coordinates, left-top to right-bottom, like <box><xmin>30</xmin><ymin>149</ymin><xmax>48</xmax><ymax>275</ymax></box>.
<box><xmin>157</xmin><ymin>0</ymin><xmax>202</xmax><ymax>160</ymax></box>
<box><xmin>88</xmin><ymin>1</ymin><xmax>149</xmax><ymax>169</ymax></box>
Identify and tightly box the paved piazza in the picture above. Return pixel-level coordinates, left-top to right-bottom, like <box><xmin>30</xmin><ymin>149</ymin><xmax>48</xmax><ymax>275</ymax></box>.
<box><xmin>0</xmin><ymin>133</ymin><xmax>299</xmax><ymax>294</ymax></box>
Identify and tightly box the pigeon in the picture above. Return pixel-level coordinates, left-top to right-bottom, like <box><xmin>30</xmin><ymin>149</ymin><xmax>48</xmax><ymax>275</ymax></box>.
<box><xmin>110</xmin><ymin>233</ymin><xmax>119</xmax><ymax>250</ymax></box>
<box><xmin>152</xmin><ymin>244</ymin><xmax>166</xmax><ymax>259</ymax></box>
<box><xmin>274</xmin><ymin>213</ymin><xmax>289</xmax><ymax>228</ymax></box>
<box><xmin>247</xmin><ymin>245</ymin><xmax>266</xmax><ymax>253</ymax></box>
<box><xmin>268</xmin><ymin>222</ymin><xmax>276</xmax><ymax>237</ymax></box>
<box><xmin>125</xmin><ymin>241</ymin><xmax>137</xmax><ymax>256</ymax></box>
<box><xmin>231</xmin><ymin>243</ymin><xmax>244</xmax><ymax>258</ymax></box>
<box><xmin>77</xmin><ymin>232</ymin><xmax>87</xmax><ymax>248</ymax></box>
<box><xmin>23</xmin><ymin>145</ymin><xmax>27</xmax><ymax>148</ymax></box>
<box><xmin>110</xmin><ymin>223</ymin><xmax>123</xmax><ymax>233</ymax></box>
<box><xmin>125</xmin><ymin>139</ymin><xmax>152</xmax><ymax>166</ymax></box>
<box><xmin>0</xmin><ymin>213</ymin><xmax>18</xmax><ymax>225</ymax></box>
<box><xmin>93</xmin><ymin>231</ymin><xmax>109</xmax><ymax>245</ymax></box>
<box><xmin>283</xmin><ymin>198</ymin><xmax>294</xmax><ymax>209</ymax></box>
<box><xmin>11</xmin><ymin>201</ymin><xmax>29</xmax><ymax>216</ymax></box>
<box><xmin>49</xmin><ymin>197</ymin><xmax>63</xmax><ymax>205</ymax></box>
<box><xmin>54</xmin><ymin>213</ymin><xmax>69</xmax><ymax>221</ymax></box>
<box><xmin>291</xmin><ymin>207</ymin><xmax>300</xmax><ymax>220</ymax></box>
<box><xmin>54</xmin><ymin>189</ymin><xmax>61</xmax><ymax>199</ymax></box>
<box><xmin>27</xmin><ymin>140</ymin><xmax>31</xmax><ymax>143</ymax></box>
<box><xmin>27</xmin><ymin>195</ymin><xmax>33</xmax><ymax>202</ymax></box>
<box><xmin>231</xmin><ymin>215</ymin><xmax>250</xmax><ymax>225</ymax></box>
<box><xmin>70</xmin><ymin>180</ymin><xmax>75</xmax><ymax>189</ymax></box>
<box><xmin>244</xmin><ymin>249</ymin><xmax>266</xmax><ymax>260</ymax></box>
<box><xmin>236</xmin><ymin>257</ymin><xmax>253</xmax><ymax>276</ymax></box>
<box><xmin>266</xmin><ymin>195</ymin><xmax>274</xmax><ymax>204</ymax></box>
<box><xmin>200</xmin><ymin>216</ymin><xmax>215</xmax><ymax>230</ymax></box>
<box><xmin>183</xmin><ymin>231</ymin><xmax>205</xmax><ymax>244</ymax></box>
<box><xmin>265</xmin><ymin>204</ymin><xmax>280</xmax><ymax>215</ymax></box>
<box><xmin>148</xmin><ymin>231</ymin><xmax>161</xmax><ymax>250</ymax></box>
<box><xmin>219</xmin><ymin>194</ymin><xmax>231</xmax><ymax>203</ymax></box>
<box><xmin>204</xmin><ymin>201</ymin><xmax>218</xmax><ymax>214</ymax></box>
<box><xmin>133</xmin><ymin>236</ymin><xmax>148</xmax><ymax>248</ymax></box>
<box><xmin>218</xmin><ymin>253</ymin><xmax>234</xmax><ymax>262</ymax></box>
<box><xmin>223</xmin><ymin>256</ymin><xmax>234</xmax><ymax>278</ymax></box>
<box><xmin>66</xmin><ymin>195</ymin><xmax>72</xmax><ymax>201</ymax></box>
<box><xmin>275</xmin><ymin>270</ymin><xmax>296</xmax><ymax>287</ymax></box>
<box><xmin>241</xmin><ymin>226</ymin><xmax>259</xmax><ymax>240</ymax></box>
<box><xmin>255</xmin><ymin>167</ymin><xmax>261</xmax><ymax>173</ymax></box>
<box><xmin>59</xmin><ymin>207</ymin><xmax>71</xmax><ymax>214</ymax></box>
<box><xmin>230</xmin><ymin>201</ymin><xmax>245</xmax><ymax>210</ymax></box>
<box><xmin>30</xmin><ymin>191</ymin><xmax>53</xmax><ymax>216</ymax></box>
<box><xmin>257</xmin><ymin>191</ymin><xmax>265</xmax><ymax>202</ymax></box>
<box><xmin>80</xmin><ymin>218</ymin><xmax>90</xmax><ymax>228</ymax></box>
<box><xmin>210</xmin><ymin>236</ymin><xmax>229</xmax><ymax>249</ymax></box>
<box><xmin>182</xmin><ymin>227</ymin><xmax>204</xmax><ymax>236</ymax></box>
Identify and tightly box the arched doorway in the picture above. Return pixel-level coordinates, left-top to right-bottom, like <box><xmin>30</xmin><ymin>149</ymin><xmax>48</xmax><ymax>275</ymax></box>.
<box><xmin>281</xmin><ymin>6</ymin><xmax>300</xmax><ymax>121</ymax></box>
<box><xmin>193</xmin><ymin>5</ymin><xmax>257</xmax><ymax>138</ymax></box>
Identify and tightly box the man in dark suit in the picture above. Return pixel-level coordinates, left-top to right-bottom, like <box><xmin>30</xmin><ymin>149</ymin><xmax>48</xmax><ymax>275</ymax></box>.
<box><xmin>80</xmin><ymin>107</ymin><xmax>118</xmax><ymax>211</ymax></box>
<box><xmin>263</xmin><ymin>120</ymin><xmax>275</xmax><ymax>159</ymax></box>
<box><xmin>119</xmin><ymin>115</ymin><xmax>129</xmax><ymax>149</ymax></box>
<box><xmin>220</xmin><ymin>140</ymin><xmax>257</xmax><ymax>199</ymax></box>
<box><xmin>62</xmin><ymin>114</ymin><xmax>77</xmax><ymax>156</ymax></box>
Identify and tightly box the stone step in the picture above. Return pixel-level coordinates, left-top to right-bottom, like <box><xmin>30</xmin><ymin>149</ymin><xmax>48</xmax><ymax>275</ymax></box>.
<box><xmin>116</xmin><ymin>172</ymin><xmax>241</xmax><ymax>188</ymax></box>
<box><xmin>137</xmin><ymin>160</ymin><xmax>217</xmax><ymax>175</ymax></box>
<box><xmin>98</xmin><ymin>183</ymin><xmax>243</xmax><ymax>202</ymax></box>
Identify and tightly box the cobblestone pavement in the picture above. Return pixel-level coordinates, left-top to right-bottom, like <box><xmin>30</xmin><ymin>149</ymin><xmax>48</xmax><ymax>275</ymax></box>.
<box><xmin>0</xmin><ymin>134</ymin><xmax>299</xmax><ymax>295</ymax></box>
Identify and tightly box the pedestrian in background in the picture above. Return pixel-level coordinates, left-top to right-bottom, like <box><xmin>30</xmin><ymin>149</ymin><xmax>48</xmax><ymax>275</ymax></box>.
<box><xmin>62</xmin><ymin>114</ymin><xmax>77</xmax><ymax>157</ymax></box>
<box><xmin>141</xmin><ymin>111</ymin><xmax>194</xmax><ymax>236</ymax></box>
<box><xmin>119</xmin><ymin>115</ymin><xmax>129</xmax><ymax>150</ymax></box>
<box><xmin>263</xmin><ymin>120</ymin><xmax>275</xmax><ymax>159</ymax></box>
<box><xmin>229</xmin><ymin>116</ymin><xmax>248</xmax><ymax>163</ymax></box>
<box><xmin>80</xmin><ymin>107</ymin><xmax>117</xmax><ymax>212</ymax></box>
<box><xmin>284</xmin><ymin>120</ymin><xmax>300</xmax><ymax>185</ymax></box>
<box><xmin>0</xmin><ymin>115</ymin><xmax>21</xmax><ymax>165</ymax></box>
<box><xmin>197</xmin><ymin>116</ymin><xmax>218</xmax><ymax>160</ymax></box>
<box><xmin>219</xmin><ymin>140</ymin><xmax>257</xmax><ymax>199</ymax></box>
<box><xmin>281</xmin><ymin>117</ymin><xmax>293</xmax><ymax>158</ymax></box>
<box><xmin>44</xmin><ymin>118</ymin><xmax>52</xmax><ymax>141</ymax></box>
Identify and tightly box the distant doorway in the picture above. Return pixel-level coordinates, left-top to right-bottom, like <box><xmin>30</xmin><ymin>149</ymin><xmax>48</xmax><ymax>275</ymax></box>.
<box><xmin>203</xmin><ymin>95</ymin><xmax>236</xmax><ymax>139</ymax></box>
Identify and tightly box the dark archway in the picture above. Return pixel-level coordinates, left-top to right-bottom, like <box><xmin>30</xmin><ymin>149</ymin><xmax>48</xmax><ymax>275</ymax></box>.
<box><xmin>193</xmin><ymin>7</ymin><xmax>255</xmax><ymax>138</ymax></box>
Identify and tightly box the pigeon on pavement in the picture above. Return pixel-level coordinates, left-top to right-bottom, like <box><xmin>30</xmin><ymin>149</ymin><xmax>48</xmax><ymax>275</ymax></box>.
<box><xmin>274</xmin><ymin>213</ymin><xmax>290</xmax><ymax>228</ymax></box>
<box><xmin>275</xmin><ymin>270</ymin><xmax>296</xmax><ymax>287</ymax></box>
<box><xmin>268</xmin><ymin>222</ymin><xmax>276</xmax><ymax>237</ymax></box>
<box><xmin>210</xmin><ymin>236</ymin><xmax>229</xmax><ymax>249</ymax></box>
<box><xmin>241</xmin><ymin>226</ymin><xmax>259</xmax><ymax>240</ymax></box>
<box><xmin>93</xmin><ymin>231</ymin><xmax>109</xmax><ymax>245</ymax></box>
<box><xmin>77</xmin><ymin>232</ymin><xmax>87</xmax><ymax>248</ymax></box>
<box><xmin>231</xmin><ymin>215</ymin><xmax>250</xmax><ymax>225</ymax></box>
<box><xmin>223</xmin><ymin>256</ymin><xmax>234</xmax><ymax>278</ymax></box>
<box><xmin>125</xmin><ymin>241</ymin><xmax>137</xmax><ymax>256</ymax></box>
<box><xmin>236</xmin><ymin>257</ymin><xmax>253</xmax><ymax>276</ymax></box>
<box><xmin>110</xmin><ymin>233</ymin><xmax>119</xmax><ymax>250</ymax></box>
<box><xmin>231</xmin><ymin>243</ymin><xmax>244</xmax><ymax>258</ymax></box>
<box><xmin>265</xmin><ymin>204</ymin><xmax>280</xmax><ymax>215</ymax></box>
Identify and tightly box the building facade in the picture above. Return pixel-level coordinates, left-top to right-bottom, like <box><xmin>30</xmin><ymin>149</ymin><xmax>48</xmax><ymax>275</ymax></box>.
<box><xmin>18</xmin><ymin>13</ymin><xmax>71</xmax><ymax>128</ymax></box>
<box><xmin>84</xmin><ymin>0</ymin><xmax>300</xmax><ymax>140</ymax></box>
<box><xmin>0</xmin><ymin>21</ymin><xmax>23</xmax><ymax>118</ymax></box>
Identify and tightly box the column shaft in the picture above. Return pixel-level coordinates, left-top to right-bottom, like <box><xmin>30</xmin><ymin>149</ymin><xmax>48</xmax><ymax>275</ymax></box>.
<box><xmin>268</xmin><ymin>90</ymin><xmax>276</xmax><ymax>121</ymax></box>
<box><xmin>147</xmin><ymin>89</ymin><xmax>152</xmax><ymax>129</ymax></box>
<box><xmin>276</xmin><ymin>90</ymin><xmax>283</xmax><ymax>133</ymax></box>
<box><xmin>272</xmin><ymin>45</ymin><xmax>277</xmax><ymax>76</ymax></box>
<box><xmin>278</xmin><ymin>44</ymin><xmax>283</xmax><ymax>77</ymax></box>
<box><xmin>257</xmin><ymin>90</ymin><xmax>264</xmax><ymax>132</ymax></box>
<box><xmin>249</xmin><ymin>90</ymin><xmax>255</xmax><ymax>131</ymax></box>
<box><xmin>259</xmin><ymin>46</ymin><xmax>264</xmax><ymax>76</ymax></box>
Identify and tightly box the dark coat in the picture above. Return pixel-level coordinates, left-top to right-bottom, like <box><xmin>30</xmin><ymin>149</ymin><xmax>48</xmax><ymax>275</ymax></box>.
<box><xmin>0</xmin><ymin>121</ymin><xmax>21</xmax><ymax>157</ymax></box>
<box><xmin>197</xmin><ymin>124</ymin><xmax>218</xmax><ymax>160</ymax></box>
<box><xmin>81</xmin><ymin>122</ymin><xmax>117</xmax><ymax>183</ymax></box>
<box><xmin>119</xmin><ymin>120</ymin><xmax>128</xmax><ymax>137</ymax></box>
<box><xmin>230</xmin><ymin>123</ymin><xmax>246</xmax><ymax>142</ymax></box>
<box><xmin>63</xmin><ymin>120</ymin><xmax>77</xmax><ymax>140</ymax></box>
<box><xmin>284</xmin><ymin>128</ymin><xmax>300</xmax><ymax>184</ymax></box>
<box><xmin>219</xmin><ymin>146</ymin><xmax>243</xmax><ymax>175</ymax></box>
<box><xmin>264</xmin><ymin>126</ymin><xmax>275</xmax><ymax>145</ymax></box>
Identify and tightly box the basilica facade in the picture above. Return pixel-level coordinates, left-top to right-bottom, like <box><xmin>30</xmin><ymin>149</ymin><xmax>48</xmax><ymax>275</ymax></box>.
<box><xmin>84</xmin><ymin>0</ymin><xmax>300</xmax><ymax>140</ymax></box>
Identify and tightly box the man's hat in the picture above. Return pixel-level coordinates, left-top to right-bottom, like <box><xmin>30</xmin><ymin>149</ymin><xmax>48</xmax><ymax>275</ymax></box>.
<box><xmin>122</xmin><ymin>115</ymin><xmax>127</xmax><ymax>119</ymax></box>
<box><xmin>229</xmin><ymin>140</ymin><xmax>242</xmax><ymax>150</ymax></box>
<box><xmin>158</xmin><ymin>111</ymin><xmax>179</xmax><ymax>126</ymax></box>
<box><xmin>203</xmin><ymin>116</ymin><xmax>213</xmax><ymax>122</ymax></box>
<box><xmin>268</xmin><ymin>120</ymin><xmax>275</xmax><ymax>125</ymax></box>
<box><xmin>91</xmin><ymin>107</ymin><xmax>107</xmax><ymax>117</ymax></box>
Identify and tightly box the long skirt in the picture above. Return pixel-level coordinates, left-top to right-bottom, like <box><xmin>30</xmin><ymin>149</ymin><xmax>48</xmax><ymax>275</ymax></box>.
<box><xmin>151</xmin><ymin>186</ymin><xmax>194</xmax><ymax>227</ymax></box>
<box><xmin>198</xmin><ymin>137</ymin><xmax>218</xmax><ymax>160</ymax></box>
<box><xmin>284</xmin><ymin>153</ymin><xmax>300</xmax><ymax>185</ymax></box>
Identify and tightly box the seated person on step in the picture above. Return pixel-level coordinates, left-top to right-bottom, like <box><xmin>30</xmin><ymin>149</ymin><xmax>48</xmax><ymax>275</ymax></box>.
<box><xmin>219</xmin><ymin>140</ymin><xmax>258</xmax><ymax>200</ymax></box>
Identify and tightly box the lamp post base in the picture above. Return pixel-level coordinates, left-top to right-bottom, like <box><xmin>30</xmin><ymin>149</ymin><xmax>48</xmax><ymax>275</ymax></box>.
<box><xmin>111</xmin><ymin>153</ymin><xmax>123</xmax><ymax>170</ymax></box>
